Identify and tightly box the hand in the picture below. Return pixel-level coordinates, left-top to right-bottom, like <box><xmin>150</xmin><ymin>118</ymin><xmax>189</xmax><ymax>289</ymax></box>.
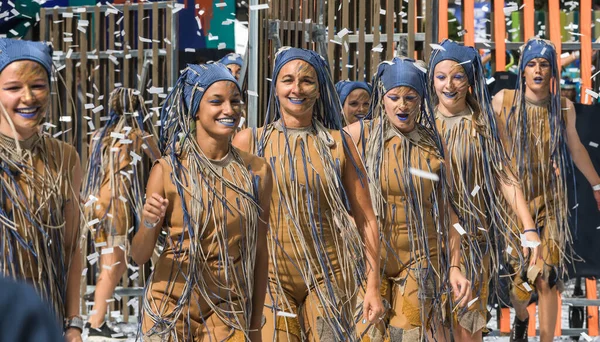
<box><xmin>64</xmin><ymin>328</ymin><xmax>82</xmax><ymax>342</ymax></box>
<box><xmin>449</xmin><ymin>267</ymin><xmax>471</xmax><ymax>308</ymax></box>
<box><xmin>142</xmin><ymin>193</ymin><xmax>168</xmax><ymax>228</ymax></box>
<box><xmin>362</xmin><ymin>287</ymin><xmax>385</xmax><ymax>324</ymax></box>
<box><xmin>594</xmin><ymin>189</ymin><xmax>600</xmax><ymax>211</ymax></box>
<box><xmin>522</xmin><ymin>231</ymin><xmax>541</xmax><ymax>268</ymax></box>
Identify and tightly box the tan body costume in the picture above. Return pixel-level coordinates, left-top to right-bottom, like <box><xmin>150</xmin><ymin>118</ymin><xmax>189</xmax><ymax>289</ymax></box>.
<box><xmin>86</xmin><ymin>127</ymin><xmax>150</xmax><ymax>246</ymax></box>
<box><xmin>357</xmin><ymin>120</ymin><xmax>446</xmax><ymax>342</ymax></box>
<box><xmin>435</xmin><ymin>109</ymin><xmax>506</xmax><ymax>333</ymax></box>
<box><xmin>141</xmin><ymin>148</ymin><xmax>269</xmax><ymax>342</ymax></box>
<box><xmin>246</xmin><ymin>120</ymin><xmax>363</xmax><ymax>342</ymax></box>
<box><xmin>497</xmin><ymin>89</ymin><xmax>570</xmax><ymax>304</ymax></box>
<box><xmin>0</xmin><ymin>133</ymin><xmax>79</xmax><ymax>320</ymax></box>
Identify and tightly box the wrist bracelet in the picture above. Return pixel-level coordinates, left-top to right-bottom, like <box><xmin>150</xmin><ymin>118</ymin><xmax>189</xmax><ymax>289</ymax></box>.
<box><xmin>523</xmin><ymin>228</ymin><xmax>539</xmax><ymax>234</ymax></box>
<box><xmin>593</xmin><ymin>184</ymin><xmax>600</xmax><ymax>191</ymax></box>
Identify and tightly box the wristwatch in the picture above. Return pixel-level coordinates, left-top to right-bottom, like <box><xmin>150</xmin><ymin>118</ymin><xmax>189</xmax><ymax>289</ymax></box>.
<box><xmin>64</xmin><ymin>316</ymin><xmax>84</xmax><ymax>332</ymax></box>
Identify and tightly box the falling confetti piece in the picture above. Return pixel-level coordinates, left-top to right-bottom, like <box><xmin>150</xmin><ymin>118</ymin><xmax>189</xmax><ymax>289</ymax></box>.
<box><xmin>486</xmin><ymin>77</ymin><xmax>495</xmax><ymax>85</ymax></box>
<box><xmin>453</xmin><ymin>223</ymin><xmax>467</xmax><ymax>235</ymax></box>
<box><xmin>429</xmin><ymin>43</ymin><xmax>446</xmax><ymax>51</ymax></box>
<box><xmin>589</xmin><ymin>142</ymin><xmax>599</xmax><ymax>148</ymax></box>
<box><xmin>467</xmin><ymin>297</ymin><xmax>479</xmax><ymax>308</ymax></box>
<box><xmin>522</xmin><ymin>282</ymin><xmax>532</xmax><ymax>292</ymax></box>
<box><xmin>506</xmin><ymin>246</ymin><xmax>513</xmax><ymax>254</ymax></box>
<box><xmin>471</xmin><ymin>185</ymin><xmax>480</xmax><ymax>197</ymax></box>
<box><xmin>249</xmin><ymin>3</ymin><xmax>269</xmax><ymax>10</ymax></box>
<box><xmin>337</xmin><ymin>28</ymin><xmax>349</xmax><ymax>38</ymax></box>
<box><xmin>409</xmin><ymin>168</ymin><xmax>439</xmax><ymax>181</ymax></box>
<box><xmin>277</xmin><ymin>311</ymin><xmax>297</xmax><ymax>318</ymax></box>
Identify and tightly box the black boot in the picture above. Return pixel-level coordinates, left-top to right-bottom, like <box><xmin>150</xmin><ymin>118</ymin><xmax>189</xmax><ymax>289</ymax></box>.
<box><xmin>509</xmin><ymin>316</ymin><xmax>529</xmax><ymax>342</ymax></box>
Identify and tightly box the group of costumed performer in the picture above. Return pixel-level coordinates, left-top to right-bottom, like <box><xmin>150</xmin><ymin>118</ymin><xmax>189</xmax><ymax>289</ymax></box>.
<box><xmin>0</xmin><ymin>38</ymin><xmax>84</xmax><ymax>341</ymax></box>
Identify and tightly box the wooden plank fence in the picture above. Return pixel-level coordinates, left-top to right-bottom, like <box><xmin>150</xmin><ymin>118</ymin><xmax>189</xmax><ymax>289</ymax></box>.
<box><xmin>38</xmin><ymin>1</ymin><xmax>179</xmax><ymax>322</ymax></box>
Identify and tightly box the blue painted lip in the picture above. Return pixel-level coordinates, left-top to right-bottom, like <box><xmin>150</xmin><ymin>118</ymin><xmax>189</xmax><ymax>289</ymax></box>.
<box><xmin>396</xmin><ymin>114</ymin><xmax>409</xmax><ymax>121</ymax></box>
<box><xmin>216</xmin><ymin>119</ymin><xmax>236</xmax><ymax>127</ymax></box>
<box><xmin>443</xmin><ymin>92</ymin><xmax>457</xmax><ymax>98</ymax></box>
<box><xmin>17</xmin><ymin>112</ymin><xmax>38</xmax><ymax>119</ymax></box>
<box><xmin>289</xmin><ymin>98</ymin><xmax>305</xmax><ymax>105</ymax></box>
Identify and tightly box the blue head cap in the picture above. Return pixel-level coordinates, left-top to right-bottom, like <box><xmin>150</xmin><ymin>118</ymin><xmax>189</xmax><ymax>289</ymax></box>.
<box><xmin>0</xmin><ymin>38</ymin><xmax>53</xmax><ymax>81</ymax></box>
<box><xmin>219</xmin><ymin>53</ymin><xmax>244</xmax><ymax>67</ymax></box>
<box><xmin>268</xmin><ymin>47</ymin><xmax>343</xmax><ymax>129</ymax></box>
<box><xmin>429</xmin><ymin>39</ymin><xmax>477</xmax><ymax>85</ymax></box>
<box><xmin>377</xmin><ymin>57</ymin><xmax>427</xmax><ymax>97</ymax></box>
<box><xmin>179</xmin><ymin>63</ymin><xmax>240</xmax><ymax>119</ymax></box>
<box><xmin>160</xmin><ymin>63</ymin><xmax>240</xmax><ymax>153</ymax></box>
<box><xmin>520</xmin><ymin>39</ymin><xmax>557</xmax><ymax>75</ymax></box>
<box><xmin>335</xmin><ymin>81</ymin><xmax>372</xmax><ymax>106</ymax></box>
<box><xmin>367</xmin><ymin>57</ymin><xmax>433</xmax><ymax>126</ymax></box>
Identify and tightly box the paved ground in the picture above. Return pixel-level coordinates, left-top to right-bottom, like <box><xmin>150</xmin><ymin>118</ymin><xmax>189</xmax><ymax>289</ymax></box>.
<box><xmin>81</xmin><ymin>280</ymin><xmax>600</xmax><ymax>341</ymax></box>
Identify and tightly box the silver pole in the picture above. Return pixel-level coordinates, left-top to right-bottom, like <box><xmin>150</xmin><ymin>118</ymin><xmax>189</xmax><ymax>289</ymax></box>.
<box><xmin>247</xmin><ymin>0</ymin><xmax>259</xmax><ymax>128</ymax></box>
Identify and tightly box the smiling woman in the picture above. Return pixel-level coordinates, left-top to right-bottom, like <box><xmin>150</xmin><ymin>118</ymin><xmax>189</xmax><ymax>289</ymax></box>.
<box><xmin>233</xmin><ymin>47</ymin><xmax>384</xmax><ymax>341</ymax></box>
<box><xmin>132</xmin><ymin>62</ymin><xmax>272</xmax><ymax>342</ymax></box>
<box><xmin>0</xmin><ymin>38</ymin><xmax>83</xmax><ymax>342</ymax></box>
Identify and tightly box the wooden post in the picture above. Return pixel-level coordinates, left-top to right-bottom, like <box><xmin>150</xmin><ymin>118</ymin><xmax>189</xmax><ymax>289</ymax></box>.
<box><xmin>587</xmin><ymin>278</ymin><xmax>599</xmax><ymax>336</ymax></box>
<box><xmin>581</xmin><ymin>0</ymin><xmax>593</xmax><ymax>105</ymax></box>
<box><xmin>548</xmin><ymin>0</ymin><xmax>561</xmax><ymax>68</ymax></box>
<box><xmin>463</xmin><ymin>0</ymin><xmax>475</xmax><ymax>47</ymax></box>
<box><xmin>523</xmin><ymin>0</ymin><xmax>535</xmax><ymax>40</ymax></box>
<box><xmin>438</xmin><ymin>0</ymin><xmax>448</xmax><ymax>41</ymax></box>
<box><xmin>493</xmin><ymin>0</ymin><xmax>506</xmax><ymax>71</ymax></box>
<box><xmin>527</xmin><ymin>303</ymin><xmax>536</xmax><ymax>336</ymax></box>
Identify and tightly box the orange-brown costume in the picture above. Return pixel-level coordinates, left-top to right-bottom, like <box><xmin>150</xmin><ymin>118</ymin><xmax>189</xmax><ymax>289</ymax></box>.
<box><xmin>0</xmin><ymin>132</ymin><xmax>79</xmax><ymax>320</ymax></box>
<box><xmin>497</xmin><ymin>89</ymin><xmax>571</xmax><ymax>303</ymax></box>
<box><xmin>141</xmin><ymin>148</ymin><xmax>269</xmax><ymax>342</ymax></box>
<box><xmin>243</xmin><ymin>120</ymin><xmax>364</xmax><ymax>342</ymax></box>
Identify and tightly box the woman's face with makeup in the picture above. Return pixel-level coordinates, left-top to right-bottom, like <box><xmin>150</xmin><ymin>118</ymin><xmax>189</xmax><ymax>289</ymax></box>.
<box><xmin>275</xmin><ymin>59</ymin><xmax>320</xmax><ymax>121</ymax></box>
<box><xmin>433</xmin><ymin>60</ymin><xmax>470</xmax><ymax>113</ymax></box>
<box><xmin>382</xmin><ymin>86</ymin><xmax>420</xmax><ymax>133</ymax></box>
<box><xmin>343</xmin><ymin>88</ymin><xmax>370</xmax><ymax>124</ymax></box>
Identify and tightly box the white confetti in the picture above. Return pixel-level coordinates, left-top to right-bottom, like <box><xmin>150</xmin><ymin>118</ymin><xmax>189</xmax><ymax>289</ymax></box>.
<box><xmin>337</xmin><ymin>28</ymin><xmax>349</xmax><ymax>38</ymax></box>
<box><xmin>372</xmin><ymin>44</ymin><xmax>383</xmax><ymax>53</ymax></box>
<box><xmin>87</xmin><ymin>218</ymin><xmax>100</xmax><ymax>227</ymax></box>
<box><xmin>413</xmin><ymin>63</ymin><xmax>427</xmax><ymax>73</ymax></box>
<box><xmin>59</xmin><ymin>116</ymin><xmax>72</xmax><ymax>122</ymax></box>
<box><xmin>101</xmin><ymin>247</ymin><xmax>114</xmax><ymax>255</ymax></box>
<box><xmin>129</xmin><ymin>272</ymin><xmax>139</xmax><ymax>280</ymax></box>
<box><xmin>380</xmin><ymin>8</ymin><xmax>386</xmax><ymax>15</ymax></box>
<box><xmin>92</xmin><ymin>105</ymin><xmax>104</xmax><ymax>113</ymax></box>
<box><xmin>87</xmin><ymin>252</ymin><xmax>99</xmax><ymax>261</ymax></box>
<box><xmin>589</xmin><ymin>142</ymin><xmax>599</xmax><ymax>148</ymax></box>
<box><xmin>585</xmin><ymin>89</ymin><xmax>599</xmax><ymax>99</ymax></box>
<box><xmin>520</xmin><ymin>233</ymin><xmax>541</xmax><ymax>248</ymax></box>
<box><xmin>249</xmin><ymin>3</ymin><xmax>269</xmax><ymax>10</ymax></box>
<box><xmin>580</xmin><ymin>332</ymin><xmax>593</xmax><ymax>342</ymax></box>
<box><xmin>215</xmin><ymin>2</ymin><xmax>226</xmax><ymax>7</ymax></box>
<box><xmin>560</xmin><ymin>52</ymin><xmax>571</xmax><ymax>58</ymax></box>
<box><xmin>429</xmin><ymin>43</ymin><xmax>446</xmax><ymax>51</ymax></box>
<box><xmin>238</xmin><ymin>116</ymin><xmax>246</xmax><ymax>129</ymax></box>
<box><xmin>486</xmin><ymin>77</ymin><xmax>495</xmax><ymax>85</ymax></box>
<box><xmin>110</xmin><ymin>132</ymin><xmax>126</xmax><ymax>139</ymax></box>
<box><xmin>409</xmin><ymin>168</ymin><xmax>439</xmax><ymax>181</ymax></box>
<box><xmin>471</xmin><ymin>185</ymin><xmax>480</xmax><ymax>197</ymax></box>
<box><xmin>506</xmin><ymin>246</ymin><xmax>513</xmax><ymax>255</ymax></box>
<box><xmin>453</xmin><ymin>223</ymin><xmax>467</xmax><ymax>235</ymax></box>
<box><xmin>218</xmin><ymin>42</ymin><xmax>226</xmax><ymax>50</ymax></box>
<box><xmin>467</xmin><ymin>297</ymin><xmax>479</xmax><ymax>308</ymax></box>
<box><xmin>81</xmin><ymin>268</ymin><xmax>88</xmax><ymax>276</ymax></box>
<box><xmin>276</xmin><ymin>311</ymin><xmax>297</xmax><ymax>318</ymax></box>
<box><xmin>522</xmin><ymin>282</ymin><xmax>532</xmax><ymax>292</ymax></box>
